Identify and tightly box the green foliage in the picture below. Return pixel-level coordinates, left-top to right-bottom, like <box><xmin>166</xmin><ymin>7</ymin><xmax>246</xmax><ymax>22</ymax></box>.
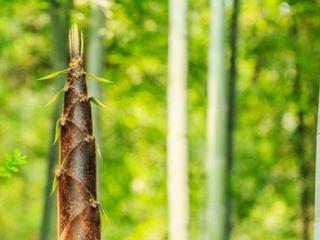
<box><xmin>0</xmin><ymin>150</ymin><xmax>27</xmax><ymax>179</ymax></box>
<box><xmin>0</xmin><ymin>0</ymin><xmax>319</xmax><ymax>239</ymax></box>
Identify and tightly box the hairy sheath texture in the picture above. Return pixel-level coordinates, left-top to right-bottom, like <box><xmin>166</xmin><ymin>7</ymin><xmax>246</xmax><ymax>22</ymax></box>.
<box><xmin>57</xmin><ymin>55</ymin><xmax>100</xmax><ymax>239</ymax></box>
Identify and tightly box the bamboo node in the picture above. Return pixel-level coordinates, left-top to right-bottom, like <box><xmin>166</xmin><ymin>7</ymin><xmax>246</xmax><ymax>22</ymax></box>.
<box><xmin>79</xmin><ymin>94</ymin><xmax>89</xmax><ymax>102</ymax></box>
<box><xmin>84</xmin><ymin>135</ymin><xmax>95</xmax><ymax>142</ymax></box>
<box><xmin>55</xmin><ymin>166</ymin><xmax>65</xmax><ymax>177</ymax></box>
<box><xmin>63</xmin><ymin>83</ymin><xmax>70</xmax><ymax>92</ymax></box>
<box><xmin>59</xmin><ymin>115</ymin><xmax>67</xmax><ymax>126</ymax></box>
<box><xmin>89</xmin><ymin>198</ymin><xmax>100</xmax><ymax>209</ymax></box>
<box><xmin>74</xmin><ymin>70</ymin><xmax>84</xmax><ymax>78</ymax></box>
<box><xmin>69</xmin><ymin>57</ymin><xmax>82</xmax><ymax>69</ymax></box>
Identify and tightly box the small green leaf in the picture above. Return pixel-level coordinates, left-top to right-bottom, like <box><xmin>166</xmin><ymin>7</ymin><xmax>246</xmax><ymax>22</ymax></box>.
<box><xmin>96</xmin><ymin>142</ymin><xmax>102</xmax><ymax>159</ymax></box>
<box><xmin>0</xmin><ymin>150</ymin><xmax>27</xmax><ymax>179</ymax></box>
<box><xmin>81</xmin><ymin>30</ymin><xmax>84</xmax><ymax>58</ymax></box>
<box><xmin>45</xmin><ymin>88</ymin><xmax>64</xmax><ymax>108</ymax></box>
<box><xmin>54</xmin><ymin>119</ymin><xmax>61</xmax><ymax>144</ymax></box>
<box><xmin>38</xmin><ymin>69</ymin><xmax>68</xmax><ymax>81</ymax></box>
<box><xmin>89</xmin><ymin>96</ymin><xmax>109</xmax><ymax>111</ymax></box>
<box><xmin>99</xmin><ymin>204</ymin><xmax>110</xmax><ymax>222</ymax></box>
<box><xmin>50</xmin><ymin>176</ymin><xmax>58</xmax><ymax>197</ymax></box>
<box><xmin>85</xmin><ymin>72</ymin><xmax>112</xmax><ymax>83</ymax></box>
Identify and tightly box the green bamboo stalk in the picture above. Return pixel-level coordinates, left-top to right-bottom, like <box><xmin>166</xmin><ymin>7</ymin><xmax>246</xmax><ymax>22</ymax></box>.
<box><xmin>87</xmin><ymin>4</ymin><xmax>105</xmax><ymax>192</ymax></box>
<box><xmin>291</xmin><ymin>19</ymin><xmax>313</xmax><ymax>240</ymax></box>
<box><xmin>87</xmin><ymin>5</ymin><xmax>105</xmax><ymax>100</ymax></box>
<box><xmin>206</xmin><ymin>0</ymin><xmax>226</xmax><ymax>239</ymax></box>
<box><xmin>39</xmin><ymin>1</ymin><xmax>72</xmax><ymax>239</ymax></box>
<box><xmin>295</xmin><ymin>58</ymin><xmax>311</xmax><ymax>240</ymax></box>
<box><xmin>313</xmin><ymin>85</ymin><xmax>320</xmax><ymax>239</ymax></box>
<box><xmin>226</xmin><ymin>0</ymin><xmax>240</xmax><ymax>238</ymax></box>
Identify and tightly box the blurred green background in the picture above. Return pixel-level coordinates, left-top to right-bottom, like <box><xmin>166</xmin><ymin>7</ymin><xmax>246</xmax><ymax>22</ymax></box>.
<box><xmin>0</xmin><ymin>0</ymin><xmax>319</xmax><ymax>239</ymax></box>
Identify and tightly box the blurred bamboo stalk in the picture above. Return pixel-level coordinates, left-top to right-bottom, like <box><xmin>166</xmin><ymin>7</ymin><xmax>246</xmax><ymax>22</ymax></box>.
<box><xmin>291</xmin><ymin>20</ymin><xmax>313</xmax><ymax>240</ymax></box>
<box><xmin>226</xmin><ymin>0</ymin><xmax>240</xmax><ymax>238</ymax></box>
<box><xmin>167</xmin><ymin>0</ymin><xmax>189</xmax><ymax>239</ymax></box>
<box><xmin>87</xmin><ymin>3</ymin><xmax>106</xmax><ymax>192</ymax></box>
<box><xmin>206</xmin><ymin>0</ymin><xmax>226</xmax><ymax>239</ymax></box>
<box><xmin>294</xmin><ymin>51</ymin><xmax>311</xmax><ymax>240</ymax></box>
<box><xmin>314</xmin><ymin>85</ymin><xmax>320</xmax><ymax>239</ymax></box>
<box><xmin>39</xmin><ymin>0</ymin><xmax>72</xmax><ymax>239</ymax></box>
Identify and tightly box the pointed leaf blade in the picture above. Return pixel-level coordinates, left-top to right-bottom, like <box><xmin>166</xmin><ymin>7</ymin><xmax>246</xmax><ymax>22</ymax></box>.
<box><xmin>45</xmin><ymin>89</ymin><xmax>64</xmax><ymax>108</ymax></box>
<box><xmin>50</xmin><ymin>176</ymin><xmax>58</xmax><ymax>197</ymax></box>
<box><xmin>96</xmin><ymin>142</ymin><xmax>102</xmax><ymax>159</ymax></box>
<box><xmin>89</xmin><ymin>96</ymin><xmax>109</xmax><ymax>111</ymax></box>
<box><xmin>85</xmin><ymin>72</ymin><xmax>112</xmax><ymax>83</ymax></box>
<box><xmin>53</xmin><ymin>119</ymin><xmax>62</xmax><ymax>144</ymax></box>
<box><xmin>38</xmin><ymin>69</ymin><xmax>68</xmax><ymax>81</ymax></box>
<box><xmin>99</xmin><ymin>204</ymin><xmax>110</xmax><ymax>222</ymax></box>
<box><xmin>81</xmin><ymin>30</ymin><xmax>84</xmax><ymax>58</ymax></box>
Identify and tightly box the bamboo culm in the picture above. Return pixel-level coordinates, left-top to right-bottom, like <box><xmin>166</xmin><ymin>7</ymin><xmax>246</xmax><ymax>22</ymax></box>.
<box><xmin>167</xmin><ymin>0</ymin><xmax>189</xmax><ymax>239</ymax></box>
<box><xmin>225</xmin><ymin>0</ymin><xmax>240</xmax><ymax>237</ymax></box>
<box><xmin>207</xmin><ymin>0</ymin><xmax>226</xmax><ymax>239</ymax></box>
<box><xmin>314</xmin><ymin>86</ymin><xmax>320</xmax><ymax>239</ymax></box>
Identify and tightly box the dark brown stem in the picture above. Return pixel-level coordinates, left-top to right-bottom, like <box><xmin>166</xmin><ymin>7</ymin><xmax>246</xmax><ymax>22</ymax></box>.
<box><xmin>58</xmin><ymin>25</ymin><xmax>100</xmax><ymax>240</ymax></box>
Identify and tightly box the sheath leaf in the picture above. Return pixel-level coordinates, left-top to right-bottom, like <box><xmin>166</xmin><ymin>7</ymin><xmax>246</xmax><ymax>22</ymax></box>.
<box><xmin>99</xmin><ymin>204</ymin><xmax>110</xmax><ymax>222</ymax></box>
<box><xmin>53</xmin><ymin>119</ymin><xmax>62</xmax><ymax>144</ymax></box>
<box><xmin>45</xmin><ymin>88</ymin><xmax>64</xmax><ymax>108</ymax></box>
<box><xmin>50</xmin><ymin>176</ymin><xmax>58</xmax><ymax>197</ymax></box>
<box><xmin>89</xmin><ymin>96</ymin><xmax>109</xmax><ymax>111</ymax></box>
<box><xmin>96</xmin><ymin>142</ymin><xmax>102</xmax><ymax>159</ymax></box>
<box><xmin>38</xmin><ymin>69</ymin><xmax>68</xmax><ymax>80</ymax></box>
<box><xmin>85</xmin><ymin>72</ymin><xmax>112</xmax><ymax>83</ymax></box>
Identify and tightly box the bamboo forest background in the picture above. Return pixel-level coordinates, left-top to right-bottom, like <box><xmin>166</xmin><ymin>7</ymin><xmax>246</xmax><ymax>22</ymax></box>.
<box><xmin>0</xmin><ymin>0</ymin><xmax>319</xmax><ymax>239</ymax></box>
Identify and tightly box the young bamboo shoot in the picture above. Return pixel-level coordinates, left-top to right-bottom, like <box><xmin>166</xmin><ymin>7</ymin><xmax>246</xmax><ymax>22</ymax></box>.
<box><xmin>57</xmin><ymin>24</ymin><xmax>101</xmax><ymax>240</ymax></box>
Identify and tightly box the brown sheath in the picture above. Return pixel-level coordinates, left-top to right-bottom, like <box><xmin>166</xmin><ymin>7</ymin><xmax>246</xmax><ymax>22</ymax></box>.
<box><xmin>57</xmin><ymin>25</ymin><xmax>100</xmax><ymax>240</ymax></box>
